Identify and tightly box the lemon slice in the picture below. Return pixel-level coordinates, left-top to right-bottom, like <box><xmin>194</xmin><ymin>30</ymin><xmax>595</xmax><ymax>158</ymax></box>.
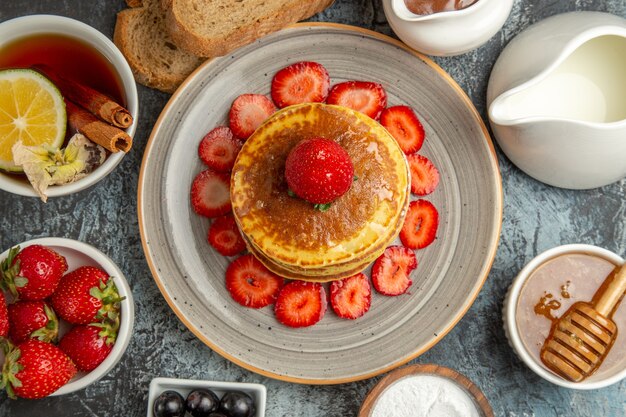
<box><xmin>0</xmin><ymin>69</ymin><xmax>66</xmax><ymax>172</ymax></box>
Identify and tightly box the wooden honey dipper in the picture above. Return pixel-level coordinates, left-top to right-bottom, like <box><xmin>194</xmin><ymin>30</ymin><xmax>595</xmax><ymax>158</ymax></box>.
<box><xmin>541</xmin><ymin>262</ymin><xmax>626</xmax><ymax>382</ymax></box>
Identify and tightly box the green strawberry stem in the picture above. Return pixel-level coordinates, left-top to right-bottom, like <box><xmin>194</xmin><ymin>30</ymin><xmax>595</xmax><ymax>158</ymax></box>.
<box><xmin>89</xmin><ymin>278</ymin><xmax>125</xmax><ymax>323</ymax></box>
<box><xmin>30</xmin><ymin>304</ymin><xmax>59</xmax><ymax>343</ymax></box>
<box><xmin>0</xmin><ymin>341</ymin><xmax>23</xmax><ymax>399</ymax></box>
<box><xmin>0</xmin><ymin>246</ymin><xmax>27</xmax><ymax>298</ymax></box>
<box><xmin>90</xmin><ymin>311</ymin><xmax>120</xmax><ymax>346</ymax></box>
<box><xmin>88</xmin><ymin>277</ymin><xmax>125</xmax><ymax>345</ymax></box>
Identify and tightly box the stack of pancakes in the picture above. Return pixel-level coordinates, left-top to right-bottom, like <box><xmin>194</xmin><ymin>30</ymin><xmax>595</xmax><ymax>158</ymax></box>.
<box><xmin>231</xmin><ymin>103</ymin><xmax>409</xmax><ymax>282</ymax></box>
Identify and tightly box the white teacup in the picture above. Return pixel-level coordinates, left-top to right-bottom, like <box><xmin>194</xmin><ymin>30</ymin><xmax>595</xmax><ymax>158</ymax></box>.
<box><xmin>0</xmin><ymin>15</ymin><xmax>138</xmax><ymax>198</ymax></box>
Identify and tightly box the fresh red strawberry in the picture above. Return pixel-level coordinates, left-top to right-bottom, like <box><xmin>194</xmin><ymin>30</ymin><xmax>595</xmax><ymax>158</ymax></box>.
<box><xmin>229</xmin><ymin>94</ymin><xmax>276</xmax><ymax>139</ymax></box>
<box><xmin>8</xmin><ymin>301</ymin><xmax>58</xmax><ymax>344</ymax></box>
<box><xmin>198</xmin><ymin>126</ymin><xmax>243</xmax><ymax>172</ymax></box>
<box><xmin>380</xmin><ymin>105</ymin><xmax>425</xmax><ymax>154</ymax></box>
<box><xmin>326</xmin><ymin>81</ymin><xmax>387</xmax><ymax>119</ymax></box>
<box><xmin>226</xmin><ymin>255</ymin><xmax>284</xmax><ymax>308</ymax></box>
<box><xmin>190</xmin><ymin>169</ymin><xmax>232</xmax><ymax>218</ymax></box>
<box><xmin>50</xmin><ymin>266</ymin><xmax>123</xmax><ymax>325</ymax></box>
<box><xmin>330</xmin><ymin>273</ymin><xmax>371</xmax><ymax>319</ymax></box>
<box><xmin>59</xmin><ymin>321</ymin><xmax>117</xmax><ymax>372</ymax></box>
<box><xmin>0</xmin><ymin>291</ymin><xmax>7</xmax><ymax>339</ymax></box>
<box><xmin>208</xmin><ymin>214</ymin><xmax>247</xmax><ymax>256</ymax></box>
<box><xmin>1</xmin><ymin>245</ymin><xmax>67</xmax><ymax>300</ymax></box>
<box><xmin>274</xmin><ymin>281</ymin><xmax>327</xmax><ymax>328</ymax></box>
<box><xmin>271</xmin><ymin>61</ymin><xmax>330</xmax><ymax>108</ymax></box>
<box><xmin>372</xmin><ymin>246</ymin><xmax>417</xmax><ymax>296</ymax></box>
<box><xmin>0</xmin><ymin>339</ymin><xmax>76</xmax><ymax>399</ymax></box>
<box><xmin>285</xmin><ymin>138</ymin><xmax>354</xmax><ymax>205</ymax></box>
<box><xmin>407</xmin><ymin>154</ymin><xmax>440</xmax><ymax>195</ymax></box>
<box><xmin>400</xmin><ymin>199</ymin><xmax>439</xmax><ymax>249</ymax></box>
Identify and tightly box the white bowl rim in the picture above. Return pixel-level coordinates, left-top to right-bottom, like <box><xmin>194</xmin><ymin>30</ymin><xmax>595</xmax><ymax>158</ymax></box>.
<box><xmin>0</xmin><ymin>237</ymin><xmax>135</xmax><ymax>395</ymax></box>
<box><xmin>0</xmin><ymin>14</ymin><xmax>138</xmax><ymax>199</ymax></box>
<box><xmin>505</xmin><ymin>243</ymin><xmax>625</xmax><ymax>390</ymax></box>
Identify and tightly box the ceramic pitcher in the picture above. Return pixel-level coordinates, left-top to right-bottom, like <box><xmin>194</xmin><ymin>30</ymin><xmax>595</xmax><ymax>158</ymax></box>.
<box><xmin>488</xmin><ymin>12</ymin><xmax>626</xmax><ymax>189</ymax></box>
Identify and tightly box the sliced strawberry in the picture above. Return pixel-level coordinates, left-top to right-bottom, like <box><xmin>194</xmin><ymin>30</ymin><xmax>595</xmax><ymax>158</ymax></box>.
<box><xmin>271</xmin><ymin>61</ymin><xmax>330</xmax><ymax>108</ymax></box>
<box><xmin>198</xmin><ymin>126</ymin><xmax>243</xmax><ymax>172</ymax></box>
<box><xmin>274</xmin><ymin>281</ymin><xmax>327</xmax><ymax>328</ymax></box>
<box><xmin>407</xmin><ymin>154</ymin><xmax>440</xmax><ymax>195</ymax></box>
<box><xmin>400</xmin><ymin>199</ymin><xmax>439</xmax><ymax>249</ymax></box>
<box><xmin>229</xmin><ymin>94</ymin><xmax>276</xmax><ymax>139</ymax></box>
<box><xmin>208</xmin><ymin>214</ymin><xmax>247</xmax><ymax>256</ymax></box>
<box><xmin>190</xmin><ymin>169</ymin><xmax>232</xmax><ymax>218</ymax></box>
<box><xmin>380</xmin><ymin>105</ymin><xmax>425</xmax><ymax>154</ymax></box>
<box><xmin>330</xmin><ymin>273</ymin><xmax>371</xmax><ymax>320</ymax></box>
<box><xmin>326</xmin><ymin>81</ymin><xmax>387</xmax><ymax>119</ymax></box>
<box><xmin>372</xmin><ymin>246</ymin><xmax>417</xmax><ymax>296</ymax></box>
<box><xmin>225</xmin><ymin>255</ymin><xmax>284</xmax><ymax>308</ymax></box>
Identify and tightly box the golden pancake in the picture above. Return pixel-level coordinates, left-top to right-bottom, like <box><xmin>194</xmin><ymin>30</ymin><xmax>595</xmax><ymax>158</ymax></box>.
<box><xmin>231</xmin><ymin>103</ymin><xmax>409</xmax><ymax>281</ymax></box>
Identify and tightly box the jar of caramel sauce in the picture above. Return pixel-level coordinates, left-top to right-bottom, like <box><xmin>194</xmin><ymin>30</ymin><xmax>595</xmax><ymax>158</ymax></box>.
<box><xmin>403</xmin><ymin>0</ymin><xmax>479</xmax><ymax>15</ymax></box>
<box><xmin>516</xmin><ymin>253</ymin><xmax>626</xmax><ymax>377</ymax></box>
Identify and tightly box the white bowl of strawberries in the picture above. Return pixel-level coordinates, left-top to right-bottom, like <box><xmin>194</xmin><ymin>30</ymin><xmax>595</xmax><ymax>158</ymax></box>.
<box><xmin>0</xmin><ymin>237</ymin><xmax>134</xmax><ymax>399</ymax></box>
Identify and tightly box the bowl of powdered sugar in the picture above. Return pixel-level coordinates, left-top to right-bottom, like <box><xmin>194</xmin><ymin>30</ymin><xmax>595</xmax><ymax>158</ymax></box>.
<box><xmin>359</xmin><ymin>364</ymin><xmax>493</xmax><ymax>417</ymax></box>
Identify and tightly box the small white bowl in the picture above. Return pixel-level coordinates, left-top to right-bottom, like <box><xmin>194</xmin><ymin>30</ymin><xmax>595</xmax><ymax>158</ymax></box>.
<box><xmin>0</xmin><ymin>237</ymin><xmax>135</xmax><ymax>396</ymax></box>
<box><xmin>382</xmin><ymin>0</ymin><xmax>513</xmax><ymax>56</ymax></box>
<box><xmin>0</xmin><ymin>15</ymin><xmax>138</xmax><ymax>199</ymax></box>
<box><xmin>147</xmin><ymin>377</ymin><xmax>267</xmax><ymax>417</ymax></box>
<box><xmin>503</xmin><ymin>244</ymin><xmax>626</xmax><ymax>389</ymax></box>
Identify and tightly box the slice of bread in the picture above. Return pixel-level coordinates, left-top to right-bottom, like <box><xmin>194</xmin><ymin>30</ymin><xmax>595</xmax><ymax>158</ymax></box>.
<box><xmin>164</xmin><ymin>0</ymin><xmax>334</xmax><ymax>58</ymax></box>
<box><xmin>114</xmin><ymin>0</ymin><xmax>205</xmax><ymax>93</ymax></box>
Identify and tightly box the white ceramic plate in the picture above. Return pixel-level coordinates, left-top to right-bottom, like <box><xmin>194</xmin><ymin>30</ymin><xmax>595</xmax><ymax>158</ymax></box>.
<box><xmin>0</xmin><ymin>237</ymin><xmax>134</xmax><ymax>395</ymax></box>
<box><xmin>147</xmin><ymin>377</ymin><xmax>266</xmax><ymax>417</ymax></box>
<box><xmin>138</xmin><ymin>23</ymin><xmax>502</xmax><ymax>383</ymax></box>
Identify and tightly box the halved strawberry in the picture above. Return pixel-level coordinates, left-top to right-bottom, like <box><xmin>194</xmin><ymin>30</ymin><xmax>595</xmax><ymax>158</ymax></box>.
<box><xmin>208</xmin><ymin>214</ymin><xmax>247</xmax><ymax>256</ymax></box>
<box><xmin>198</xmin><ymin>126</ymin><xmax>242</xmax><ymax>172</ymax></box>
<box><xmin>271</xmin><ymin>61</ymin><xmax>330</xmax><ymax>108</ymax></box>
<box><xmin>226</xmin><ymin>255</ymin><xmax>284</xmax><ymax>308</ymax></box>
<box><xmin>330</xmin><ymin>273</ymin><xmax>371</xmax><ymax>320</ymax></box>
<box><xmin>371</xmin><ymin>246</ymin><xmax>417</xmax><ymax>296</ymax></box>
<box><xmin>229</xmin><ymin>94</ymin><xmax>276</xmax><ymax>139</ymax></box>
<box><xmin>326</xmin><ymin>81</ymin><xmax>387</xmax><ymax>119</ymax></box>
<box><xmin>407</xmin><ymin>154</ymin><xmax>440</xmax><ymax>195</ymax></box>
<box><xmin>400</xmin><ymin>199</ymin><xmax>439</xmax><ymax>249</ymax></box>
<box><xmin>274</xmin><ymin>281</ymin><xmax>327</xmax><ymax>328</ymax></box>
<box><xmin>190</xmin><ymin>169</ymin><xmax>232</xmax><ymax>218</ymax></box>
<box><xmin>380</xmin><ymin>105</ymin><xmax>425</xmax><ymax>154</ymax></box>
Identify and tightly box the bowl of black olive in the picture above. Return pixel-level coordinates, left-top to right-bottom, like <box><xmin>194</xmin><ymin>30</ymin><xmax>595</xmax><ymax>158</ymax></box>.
<box><xmin>148</xmin><ymin>377</ymin><xmax>266</xmax><ymax>417</ymax></box>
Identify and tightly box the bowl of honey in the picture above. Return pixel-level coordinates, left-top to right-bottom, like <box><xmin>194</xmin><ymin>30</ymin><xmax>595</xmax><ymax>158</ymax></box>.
<box><xmin>504</xmin><ymin>244</ymin><xmax>626</xmax><ymax>389</ymax></box>
<box><xmin>0</xmin><ymin>14</ymin><xmax>138</xmax><ymax>199</ymax></box>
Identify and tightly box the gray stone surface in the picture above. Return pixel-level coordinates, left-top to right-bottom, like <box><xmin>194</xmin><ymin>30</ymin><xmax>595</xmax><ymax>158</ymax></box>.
<box><xmin>0</xmin><ymin>0</ymin><xmax>625</xmax><ymax>416</ymax></box>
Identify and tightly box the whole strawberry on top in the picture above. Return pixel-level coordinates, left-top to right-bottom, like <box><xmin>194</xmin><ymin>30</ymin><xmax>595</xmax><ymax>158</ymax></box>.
<box><xmin>51</xmin><ymin>266</ymin><xmax>124</xmax><ymax>325</ymax></box>
<box><xmin>285</xmin><ymin>137</ymin><xmax>354</xmax><ymax>206</ymax></box>
<box><xmin>1</xmin><ymin>245</ymin><xmax>67</xmax><ymax>300</ymax></box>
<box><xmin>0</xmin><ymin>339</ymin><xmax>76</xmax><ymax>399</ymax></box>
<box><xmin>8</xmin><ymin>301</ymin><xmax>58</xmax><ymax>344</ymax></box>
<box><xmin>59</xmin><ymin>319</ymin><xmax>118</xmax><ymax>372</ymax></box>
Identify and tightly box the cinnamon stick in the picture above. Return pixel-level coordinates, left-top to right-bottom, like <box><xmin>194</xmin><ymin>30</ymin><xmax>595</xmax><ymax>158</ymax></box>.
<box><xmin>66</xmin><ymin>100</ymin><xmax>132</xmax><ymax>153</ymax></box>
<box><xmin>37</xmin><ymin>65</ymin><xmax>133</xmax><ymax>129</ymax></box>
